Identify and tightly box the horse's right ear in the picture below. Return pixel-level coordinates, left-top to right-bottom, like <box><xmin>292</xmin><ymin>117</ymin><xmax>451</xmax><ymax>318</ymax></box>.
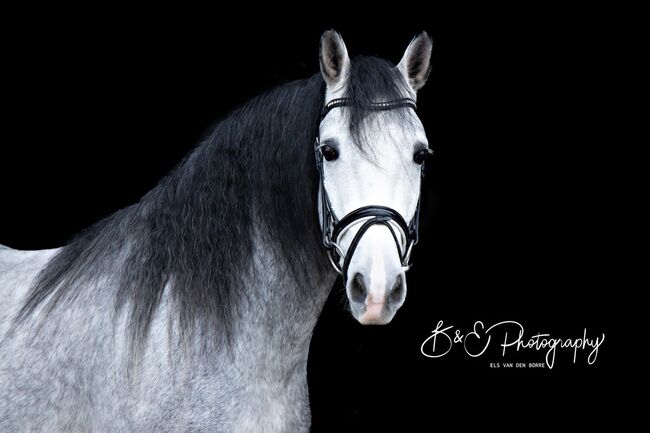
<box><xmin>319</xmin><ymin>30</ymin><xmax>350</xmax><ymax>90</ymax></box>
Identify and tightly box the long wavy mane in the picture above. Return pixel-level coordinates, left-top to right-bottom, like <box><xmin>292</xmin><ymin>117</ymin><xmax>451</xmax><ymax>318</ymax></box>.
<box><xmin>14</xmin><ymin>56</ymin><xmax>411</xmax><ymax>352</ymax></box>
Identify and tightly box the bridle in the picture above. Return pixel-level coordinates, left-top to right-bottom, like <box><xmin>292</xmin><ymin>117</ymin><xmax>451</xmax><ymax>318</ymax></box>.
<box><xmin>314</xmin><ymin>97</ymin><xmax>423</xmax><ymax>282</ymax></box>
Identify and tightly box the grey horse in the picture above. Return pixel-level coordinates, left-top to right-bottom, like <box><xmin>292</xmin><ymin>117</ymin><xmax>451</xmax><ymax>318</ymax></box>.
<box><xmin>0</xmin><ymin>31</ymin><xmax>432</xmax><ymax>432</ymax></box>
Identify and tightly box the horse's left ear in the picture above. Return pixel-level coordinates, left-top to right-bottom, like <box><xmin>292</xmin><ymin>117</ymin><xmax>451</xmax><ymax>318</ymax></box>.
<box><xmin>397</xmin><ymin>32</ymin><xmax>433</xmax><ymax>92</ymax></box>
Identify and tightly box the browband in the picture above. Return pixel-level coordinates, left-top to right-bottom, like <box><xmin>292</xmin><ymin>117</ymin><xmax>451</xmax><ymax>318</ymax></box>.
<box><xmin>321</xmin><ymin>97</ymin><xmax>417</xmax><ymax>119</ymax></box>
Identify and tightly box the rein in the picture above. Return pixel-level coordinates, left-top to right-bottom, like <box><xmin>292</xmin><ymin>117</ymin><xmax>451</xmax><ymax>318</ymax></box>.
<box><xmin>314</xmin><ymin>97</ymin><xmax>422</xmax><ymax>282</ymax></box>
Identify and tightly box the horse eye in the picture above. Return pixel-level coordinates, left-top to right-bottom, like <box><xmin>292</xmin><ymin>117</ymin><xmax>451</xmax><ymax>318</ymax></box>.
<box><xmin>320</xmin><ymin>145</ymin><xmax>339</xmax><ymax>161</ymax></box>
<box><xmin>413</xmin><ymin>149</ymin><xmax>431</xmax><ymax>165</ymax></box>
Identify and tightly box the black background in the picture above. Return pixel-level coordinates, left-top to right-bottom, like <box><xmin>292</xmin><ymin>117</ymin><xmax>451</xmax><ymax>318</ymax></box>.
<box><xmin>1</xmin><ymin>6</ymin><xmax>623</xmax><ymax>431</ymax></box>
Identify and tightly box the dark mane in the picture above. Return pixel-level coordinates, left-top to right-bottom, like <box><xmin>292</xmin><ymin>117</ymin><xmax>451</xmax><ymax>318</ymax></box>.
<box><xmin>14</xmin><ymin>56</ymin><xmax>411</xmax><ymax>350</ymax></box>
<box><xmin>344</xmin><ymin>56</ymin><xmax>413</xmax><ymax>151</ymax></box>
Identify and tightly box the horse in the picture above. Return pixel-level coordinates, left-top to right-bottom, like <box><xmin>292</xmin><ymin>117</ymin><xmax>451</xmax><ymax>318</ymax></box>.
<box><xmin>0</xmin><ymin>30</ymin><xmax>433</xmax><ymax>432</ymax></box>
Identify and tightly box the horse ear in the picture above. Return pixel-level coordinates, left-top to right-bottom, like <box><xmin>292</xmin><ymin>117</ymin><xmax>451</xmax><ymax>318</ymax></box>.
<box><xmin>319</xmin><ymin>30</ymin><xmax>350</xmax><ymax>89</ymax></box>
<box><xmin>397</xmin><ymin>31</ymin><xmax>433</xmax><ymax>92</ymax></box>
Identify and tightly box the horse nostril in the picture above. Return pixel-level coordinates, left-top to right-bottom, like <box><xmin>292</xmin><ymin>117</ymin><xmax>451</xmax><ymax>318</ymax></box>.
<box><xmin>349</xmin><ymin>273</ymin><xmax>367</xmax><ymax>304</ymax></box>
<box><xmin>389</xmin><ymin>274</ymin><xmax>404</xmax><ymax>303</ymax></box>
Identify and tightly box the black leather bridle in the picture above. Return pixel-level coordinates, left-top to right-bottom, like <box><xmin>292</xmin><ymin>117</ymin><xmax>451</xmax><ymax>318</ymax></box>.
<box><xmin>314</xmin><ymin>97</ymin><xmax>423</xmax><ymax>282</ymax></box>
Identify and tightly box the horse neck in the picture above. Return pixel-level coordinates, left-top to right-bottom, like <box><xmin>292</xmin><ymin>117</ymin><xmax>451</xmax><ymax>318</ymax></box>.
<box><xmin>217</xmin><ymin>224</ymin><xmax>334</xmax><ymax>377</ymax></box>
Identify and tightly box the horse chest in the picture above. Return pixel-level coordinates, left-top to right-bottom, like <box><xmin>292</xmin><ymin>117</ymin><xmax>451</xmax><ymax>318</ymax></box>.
<box><xmin>230</xmin><ymin>378</ymin><xmax>311</xmax><ymax>433</ymax></box>
<box><xmin>130</xmin><ymin>377</ymin><xmax>311</xmax><ymax>433</ymax></box>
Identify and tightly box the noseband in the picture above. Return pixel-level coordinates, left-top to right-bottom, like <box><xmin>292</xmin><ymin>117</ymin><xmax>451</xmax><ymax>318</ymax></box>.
<box><xmin>314</xmin><ymin>97</ymin><xmax>422</xmax><ymax>281</ymax></box>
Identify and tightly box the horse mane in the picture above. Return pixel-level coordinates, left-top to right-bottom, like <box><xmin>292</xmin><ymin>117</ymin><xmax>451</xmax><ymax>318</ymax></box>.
<box><xmin>14</xmin><ymin>56</ymin><xmax>412</xmax><ymax>352</ymax></box>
